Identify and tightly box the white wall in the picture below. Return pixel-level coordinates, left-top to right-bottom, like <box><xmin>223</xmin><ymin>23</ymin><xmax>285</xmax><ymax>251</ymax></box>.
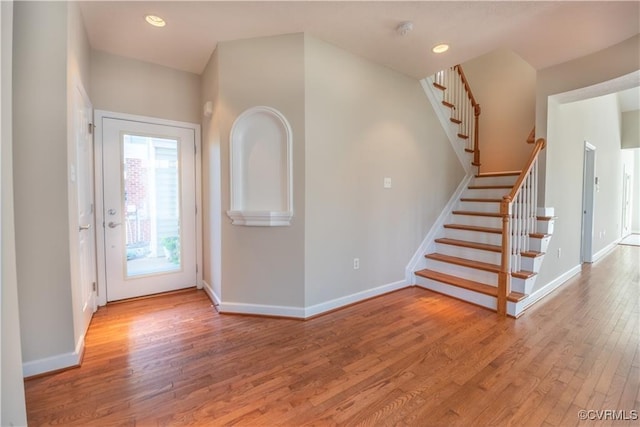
<box><xmin>621</xmin><ymin>110</ymin><xmax>640</xmax><ymax>149</ymax></box>
<box><xmin>536</xmin><ymin>35</ymin><xmax>640</xmax><ymax>202</ymax></box>
<box><xmin>215</xmin><ymin>34</ymin><xmax>306</xmax><ymax>309</ymax></box>
<box><xmin>462</xmin><ymin>49</ymin><xmax>536</xmax><ymax>172</ymax></box>
<box><xmin>1</xmin><ymin>0</ymin><xmax>28</xmax><ymax>424</ymax></box>
<box><xmin>536</xmin><ymin>93</ymin><xmax>627</xmax><ymax>290</ymax></box>
<box><xmin>91</xmin><ymin>50</ymin><xmax>201</xmax><ymax>124</ymax></box>
<box><xmin>201</xmin><ymin>49</ymin><xmax>222</xmax><ymax>302</ymax></box>
<box><xmin>304</xmin><ymin>36</ymin><xmax>464</xmax><ymax>306</ymax></box>
<box><xmin>13</xmin><ymin>0</ymin><xmax>77</xmax><ymax>365</ymax></box>
<box><xmin>632</xmin><ymin>149</ymin><xmax>640</xmax><ymax>233</ymax></box>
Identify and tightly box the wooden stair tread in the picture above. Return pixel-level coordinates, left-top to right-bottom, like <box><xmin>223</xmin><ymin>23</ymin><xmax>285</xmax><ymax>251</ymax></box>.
<box><xmin>444</xmin><ymin>224</ymin><xmax>502</xmax><ymax>234</ymax></box>
<box><xmin>530</xmin><ymin>232</ymin><xmax>551</xmax><ymax>239</ymax></box>
<box><xmin>450</xmin><ymin>118</ymin><xmax>462</xmax><ymax>124</ymax></box>
<box><xmin>507</xmin><ymin>291</ymin><xmax>527</xmax><ymax>302</ymax></box>
<box><xmin>476</xmin><ymin>171</ymin><xmax>522</xmax><ymax>178</ymax></box>
<box><xmin>458</xmin><ymin>133</ymin><xmax>470</xmax><ymax>140</ymax></box>
<box><xmin>460</xmin><ymin>198</ymin><xmax>501</xmax><ymax>203</ymax></box>
<box><xmin>537</xmin><ymin>216</ymin><xmax>556</xmax><ymax>221</ymax></box>
<box><xmin>435</xmin><ymin>238</ymin><xmax>502</xmax><ymax>253</ymax></box>
<box><xmin>442</xmin><ymin>101</ymin><xmax>455</xmax><ymax>108</ymax></box>
<box><xmin>425</xmin><ymin>253</ymin><xmax>500</xmax><ymax>273</ymax></box>
<box><xmin>464</xmin><ymin>148</ymin><xmax>474</xmax><ymax>153</ymax></box>
<box><xmin>468</xmin><ymin>185</ymin><xmax>512</xmax><ymax>190</ymax></box>
<box><xmin>452</xmin><ymin>210</ymin><xmax>502</xmax><ymax>218</ymax></box>
<box><xmin>433</xmin><ymin>82</ymin><xmax>446</xmax><ymax>91</ymax></box>
<box><xmin>512</xmin><ymin>270</ymin><xmax>536</xmax><ymax>279</ymax></box>
<box><xmin>521</xmin><ymin>251</ymin><xmax>544</xmax><ymax>258</ymax></box>
<box><xmin>415</xmin><ymin>269</ymin><xmax>524</xmax><ymax>302</ymax></box>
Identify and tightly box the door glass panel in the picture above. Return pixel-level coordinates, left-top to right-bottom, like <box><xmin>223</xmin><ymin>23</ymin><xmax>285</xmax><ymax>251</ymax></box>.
<box><xmin>123</xmin><ymin>134</ymin><xmax>181</xmax><ymax>277</ymax></box>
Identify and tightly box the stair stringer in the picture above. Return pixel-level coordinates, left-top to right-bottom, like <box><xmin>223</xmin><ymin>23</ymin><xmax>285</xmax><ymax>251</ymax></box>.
<box><xmin>420</xmin><ymin>77</ymin><xmax>473</xmax><ymax>175</ymax></box>
<box><xmin>404</xmin><ymin>173</ymin><xmax>474</xmax><ymax>284</ymax></box>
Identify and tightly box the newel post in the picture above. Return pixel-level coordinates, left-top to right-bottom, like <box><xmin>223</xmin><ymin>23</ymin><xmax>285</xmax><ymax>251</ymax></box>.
<box><xmin>497</xmin><ymin>196</ymin><xmax>511</xmax><ymax>316</ymax></box>
<box><xmin>473</xmin><ymin>105</ymin><xmax>481</xmax><ymax>169</ymax></box>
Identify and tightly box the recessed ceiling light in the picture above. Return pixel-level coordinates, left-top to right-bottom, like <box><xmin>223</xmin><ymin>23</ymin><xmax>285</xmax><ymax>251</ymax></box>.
<box><xmin>432</xmin><ymin>44</ymin><xmax>450</xmax><ymax>54</ymax></box>
<box><xmin>145</xmin><ymin>15</ymin><xmax>166</xmax><ymax>28</ymax></box>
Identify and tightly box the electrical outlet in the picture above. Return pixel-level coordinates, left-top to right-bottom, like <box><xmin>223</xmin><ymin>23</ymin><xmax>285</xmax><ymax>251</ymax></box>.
<box><xmin>383</xmin><ymin>177</ymin><xmax>392</xmax><ymax>189</ymax></box>
<box><xmin>353</xmin><ymin>258</ymin><xmax>360</xmax><ymax>270</ymax></box>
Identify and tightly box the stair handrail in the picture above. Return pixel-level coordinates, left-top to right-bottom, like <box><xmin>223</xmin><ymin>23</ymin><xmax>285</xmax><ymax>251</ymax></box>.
<box><xmin>453</xmin><ymin>65</ymin><xmax>482</xmax><ymax>169</ymax></box>
<box><xmin>434</xmin><ymin>65</ymin><xmax>481</xmax><ymax>171</ymax></box>
<box><xmin>497</xmin><ymin>137</ymin><xmax>546</xmax><ymax>316</ymax></box>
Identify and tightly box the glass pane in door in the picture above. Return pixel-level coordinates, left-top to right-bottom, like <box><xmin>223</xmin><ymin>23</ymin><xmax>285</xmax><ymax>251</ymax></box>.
<box><xmin>122</xmin><ymin>134</ymin><xmax>182</xmax><ymax>277</ymax></box>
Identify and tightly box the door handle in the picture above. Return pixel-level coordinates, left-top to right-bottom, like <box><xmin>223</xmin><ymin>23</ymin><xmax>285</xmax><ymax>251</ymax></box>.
<box><xmin>108</xmin><ymin>222</ymin><xmax>121</xmax><ymax>229</ymax></box>
<box><xmin>79</xmin><ymin>224</ymin><xmax>92</xmax><ymax>231</ymax></box>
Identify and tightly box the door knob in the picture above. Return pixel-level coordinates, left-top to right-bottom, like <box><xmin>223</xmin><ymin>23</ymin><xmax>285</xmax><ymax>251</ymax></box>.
<box><xmin>79</xmin><ymin>224</ymin><xmax>92</xmax><ymax>231</ymax></box>
<box><xmin>108</xmin><ymin>222</ymin><xmax>121</xmax><ymax>228</ymax></box>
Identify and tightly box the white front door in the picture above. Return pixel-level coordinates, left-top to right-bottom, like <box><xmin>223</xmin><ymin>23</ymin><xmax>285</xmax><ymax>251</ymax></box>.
<box><xmin>99</xmin><ymin>116</ymin><xmax>197</xmax><ymax>301</ymax></box>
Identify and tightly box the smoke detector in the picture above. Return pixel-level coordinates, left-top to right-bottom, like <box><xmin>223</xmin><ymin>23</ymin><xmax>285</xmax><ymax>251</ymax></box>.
<box><xmin>396</xmin><ymin>21</ymin><xmax>414</xmax><ymax>36</ymax></box>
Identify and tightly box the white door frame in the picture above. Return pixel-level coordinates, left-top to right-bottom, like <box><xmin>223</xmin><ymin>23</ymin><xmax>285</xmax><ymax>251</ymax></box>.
<box><xmin>94</xmin><ymin>110</ymin><xmax>202</xmax><ymax>306</ymax></box>
<box><xmin>581</xmin><ymin>142</ymin><xmax>596</xmax><ymax>263</ymax></box>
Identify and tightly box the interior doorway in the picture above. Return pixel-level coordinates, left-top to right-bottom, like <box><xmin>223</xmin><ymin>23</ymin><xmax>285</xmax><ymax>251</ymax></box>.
<box><xmin>581</xmin><ymin>142</ymin><xmax>596</xmax><ymax>263</ymax></box>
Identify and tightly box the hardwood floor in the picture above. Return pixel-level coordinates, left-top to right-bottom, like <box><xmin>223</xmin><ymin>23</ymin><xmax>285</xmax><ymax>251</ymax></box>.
<box><xmin>25</xmin><ymin>245</ymin><xmax>639</xmax><ymax>426</ymax></box>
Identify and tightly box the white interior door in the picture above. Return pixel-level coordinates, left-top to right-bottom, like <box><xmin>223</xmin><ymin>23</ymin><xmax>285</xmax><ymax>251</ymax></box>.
<box><xmin>72</xmin><ymin>82</ymin><xmax>97</xmax><ymax>332</ymax></box>
<box><xmin>101</xmin><ymin>117</ymin><xmax>197</xmax><ymax>301</ymax></box>
<box><xmin>581</xmin><ymin>143</ymin><xmax>596</xmax><ymax>263</ymax></box>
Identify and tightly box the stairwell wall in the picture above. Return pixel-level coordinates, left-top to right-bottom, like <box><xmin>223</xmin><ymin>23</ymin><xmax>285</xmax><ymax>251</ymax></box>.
<box><xmin>462</xmin><ymin>49</ymin><xmax>536</xmax><ymax>172</ymax></box>
<box><xmin>304</xmin><ymin>35</ymin><xmax>464</xmax><ymax>307</ymax></box>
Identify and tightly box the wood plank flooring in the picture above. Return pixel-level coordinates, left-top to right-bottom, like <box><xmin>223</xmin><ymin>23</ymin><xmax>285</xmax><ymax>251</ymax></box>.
<box><xmin>25</xmin><ymin>245</ymin><xmax>639</xmax><ymax>426</ymax></box>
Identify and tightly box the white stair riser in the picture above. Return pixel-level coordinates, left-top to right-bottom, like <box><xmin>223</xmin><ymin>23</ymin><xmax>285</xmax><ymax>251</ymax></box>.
<box><xmin>436</xmin><ymin>243</ymin><xmax>501</xmax><ymax>265</ymax></box>
<box><xmin>537</xmin><ymin>219</ymin><xmax>555</xmax><ymax>234</ymax></box>
<box><xmin>451</xmin><ymin>214</ymin><xmax>502</xmax><ymax>228</ymax></box>
<box><xmin>530</xmin><ymin>236</ymin><xmax>551</xmax><ymax>252</ymax></box>
<box><xmin>459</xmin><ymin>201</ymin><xmax>500</xmax><ymax>213</ymax></box>
<box><xmin>425</xmin><ymin>258</ymin><xmax>498</xmax><ymax>286</ymax></box>
<box><xmin>520</xmin><ymin>255</ymin><xmax>543</xmax><ymax>272</ymax></box>
<box><xmin>415</xmin><ymin>277</ymin><xmax>497</xmax><ymax>311</ymax></box>
<box><xmin>444</xmin><ymin>228</ymin><xmax>502</xmax><ymax>246</ymax></box>
<box><xmin>511</xmin><ymin>275</ymin><xmax>535</xmax><ymax>294</ymax></box>
<box><xmin>473</xmin><ymin>175</ymin><xmax>517</xmax><ymax>186</ymax></box>
<box><xmin>464</xmin><ymin>188</ymin><xmax>510</xmax><ymax>199</ymax></box>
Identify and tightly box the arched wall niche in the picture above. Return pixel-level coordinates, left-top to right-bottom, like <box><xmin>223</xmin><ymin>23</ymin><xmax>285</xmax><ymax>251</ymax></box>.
<box><xmin>226</xmin><ymin>106</ymin><xmax>293</xmax><ymax>226</ymax></box>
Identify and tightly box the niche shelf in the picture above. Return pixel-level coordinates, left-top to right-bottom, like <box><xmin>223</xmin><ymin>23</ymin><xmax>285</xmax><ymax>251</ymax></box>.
<box><xmin>227</xmin><ymin>106</ymin><xmax>293</xmax><ymax>226</ymax></box>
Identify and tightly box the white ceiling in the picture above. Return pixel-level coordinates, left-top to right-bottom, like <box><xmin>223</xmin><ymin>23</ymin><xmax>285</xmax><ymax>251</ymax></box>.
<box><xmin>79</xmin><ymin>1</ymin><xmax>640</xmax><ymax>79</ymax></box>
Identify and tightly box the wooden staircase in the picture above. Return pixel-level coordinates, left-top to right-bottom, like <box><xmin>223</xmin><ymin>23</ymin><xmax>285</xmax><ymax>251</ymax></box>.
<box><xmin>416</xmin><ymin>67</ymin><xmax>553</xmax><ymax>317</ymax></box>
<box><xmin>415</xmin><ymin>172</ymin><xmax>553</xmax><ymax>315</ymax></box>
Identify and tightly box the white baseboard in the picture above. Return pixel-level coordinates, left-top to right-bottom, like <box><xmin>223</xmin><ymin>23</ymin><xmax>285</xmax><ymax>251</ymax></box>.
<box><xmin>211</xmin><ymin>279</ymin><xmax>410</xmax><ymax>319</ymax></box>
<box><xmin>305</xmin><ymin>279</ymin><xmax>410</xmax><ymax>318</ymax></box>
<box><xmin>513</xmin><ymin>263</ymin><xmax>582</xmax><ymax>316</ymax></box>
<box><xmin>202</xmin><ymin>279</ymin><xmax>221</xmax><ymax>307</ymax></box>
<box><xmin>219</xmin><ymin>301</ymin><xmax>305</xmax><ymax>318</ymax></box>
<box><xmin>405</xmin><ymin>173</ymin><xmax>473</xmax><ymax>283</ymax></box>
<box><xmin>592</xmin><ymin>238</ymin><xmax>622</xmax><ymax>263</ymax></box>
<box><xmin>23</xmin><ymin>334</ymin><xmax>84</xmax><ymax>378</ymax></box>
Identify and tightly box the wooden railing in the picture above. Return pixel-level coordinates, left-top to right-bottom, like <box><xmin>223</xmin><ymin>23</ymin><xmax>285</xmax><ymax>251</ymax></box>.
<box><xmin>434</xmin><ymin>65</ymin><xmax>481</xmax><ymax>169</ymax></box>
<box><xmin>497</xmin><ymin>137</ymin><xmax>546</xmax><ymax>315</ymax></box>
